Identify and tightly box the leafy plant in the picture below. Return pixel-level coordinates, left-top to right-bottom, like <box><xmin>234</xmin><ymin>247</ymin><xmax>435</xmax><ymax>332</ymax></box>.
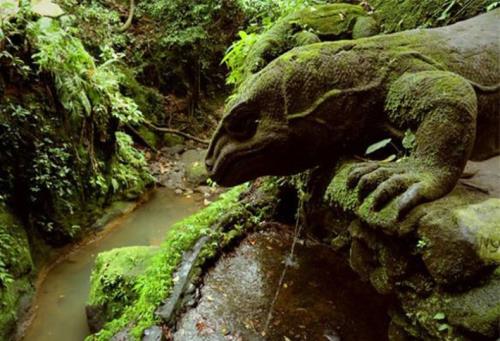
<box><xmin>221</xmin><ymin>30</ymin><xmax>259</xmax><ymax>86</ymax></box>
<box><xmin>222</xmin><ymin>0</ymin><xmax>333</xmax><ymax>89</ymax></box>
<box><xmin>402</xmin><ymin>129</ymin><xmax>416</xmax><ymax>151</ymax></box>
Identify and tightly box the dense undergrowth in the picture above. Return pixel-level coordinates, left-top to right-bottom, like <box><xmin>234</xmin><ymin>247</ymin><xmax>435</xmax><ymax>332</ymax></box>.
<box><xmin>0</xmin><ymin>2</ymin><xmax>153</xmax><ymax>337</ymax></box>
<box><xmin>0</xmin><ymin>4</ymin><xmax>152</xmax><ymax>243</ymax></box>
<box><xmin>0</xmin><ymin>0</ymin><xmax>497</xmax><ymax>339</ymax></box>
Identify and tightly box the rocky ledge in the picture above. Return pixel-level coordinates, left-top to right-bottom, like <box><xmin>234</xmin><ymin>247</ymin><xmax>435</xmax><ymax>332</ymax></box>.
<box><xmin>321</xmin><ymin>156</ymin><xmax>500</xmax><ymax>340</ymax></box>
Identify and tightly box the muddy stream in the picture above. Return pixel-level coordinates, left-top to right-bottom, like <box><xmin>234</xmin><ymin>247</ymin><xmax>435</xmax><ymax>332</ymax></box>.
<box><xmin>21</xmin><ymin>189</ymin><xmax>201</xmax><ymax>341</ymax></box>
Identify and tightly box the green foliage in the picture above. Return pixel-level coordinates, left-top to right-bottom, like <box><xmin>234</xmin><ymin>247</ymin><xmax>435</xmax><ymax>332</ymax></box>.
<box><xmin>369</xmin><ymin>0</ymin><xmax>491</xmax><ymax>32</ymax></box>
<box><xmin>108</xmin><ymin>132</ymin><xmax>153</xmax><ymax>197</ymax></box>
<box><xmin>221</xmin><ymin>30</ymin><xmax>259</xmax><ymax>86</ymax></box>
<box><xmin>0</xmin><ymin>4</ymin><xmax>151</xmax><ymax>240</ymax></box>
<box><xmin>28</xmin><ymin>18</ymin><xmax>143</xmax><ymax>125</ymax></box>
<box><xmin>0</xmin><ymin>204</ymin><xmax>34</xmax><ymax>340</ymax></box>
<box><xmin>223</xmin><ymin>0</ymin><xmax>334</xmax><ymax>88</ymax></box>
<box><xmin>402</xmin><ymin>129</ymin><xmax>416</xmax><ymax>151</ymax></box>
<box><xmin>237</xmin><ymin>0</ymin><xmax>331</xmax><ymax>23</ymax></box>
<box><xmin>58</xmin><ymin>0</ymin><xmax>125</xmax><ymax>49</ymax></box>
<box><xmin>486</xmin><ymin>1</ymin><xmax>500</xmax><ymax>10</ymax></box>
<box><xmin>30</xmin><ymin>141</ymin><xmax>73</xmax><ymax>203</ymax></box>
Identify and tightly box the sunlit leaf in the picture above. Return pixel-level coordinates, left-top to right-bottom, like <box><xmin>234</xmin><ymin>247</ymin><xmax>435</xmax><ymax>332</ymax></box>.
<box><xmin>365</xmin><ymin>138</ymin><xmax>392</xmax><ymax>155</ymax></box>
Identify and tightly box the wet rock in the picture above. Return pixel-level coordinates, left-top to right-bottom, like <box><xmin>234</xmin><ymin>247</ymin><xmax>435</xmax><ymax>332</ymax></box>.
<box><xmin>151</xmin><ymin>147</ymin><xmax>209</xmax><ymax>190</ymax></box>
<box><xmin>163</xmin><ymin>134</ymin><xmax>185</xmax><ymax>148</ymax></box>
<box><xmin>174</xmin><ymin>228</ymin><xmax>391</xmax><ymax>340</ymax></box>
<box><xmin>91</xmin><ymin>201</ymin><xmax>137</xmax><ymax>231</ymax></box>
<box><xmin>163</xmin><ymin>144</ymin><xmax>185</xmax><ymax>156</ymax></box>
<box><xmin>156</xmin><ymin>236</ymin><xmax>209</xmax><ymax>325</ymax></box>
<box><xmin>111</xmin><ymin>329</ymin><xmax>132</xmax><ymax>341</ymax></box>
<box><xmin>321</xmin><ymin>156</ymin><xmax>500</xmax><ymax>339</ymax></box>
<box><xmin>142</xmin><ymin>326</ymin><xmax>164</xmax><ymax>341</ymax></box>
<box><xmin>181</xmin><ymin>149</ymin><xmax>208</xmax><ymax>185</ymax></box>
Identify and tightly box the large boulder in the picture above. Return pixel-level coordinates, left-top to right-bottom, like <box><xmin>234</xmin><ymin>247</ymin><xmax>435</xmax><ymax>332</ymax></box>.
<box><xmin>86</xmin><ymin>246</ymin><xmax>160</xmax><ymax>333</ymax></box>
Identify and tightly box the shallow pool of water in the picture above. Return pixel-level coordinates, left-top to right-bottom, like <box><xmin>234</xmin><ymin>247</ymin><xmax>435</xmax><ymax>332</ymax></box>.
<box><xmin>22</xmin><ymin>189</ymin><xmax>201</xmax><ymax>341</ymax></box>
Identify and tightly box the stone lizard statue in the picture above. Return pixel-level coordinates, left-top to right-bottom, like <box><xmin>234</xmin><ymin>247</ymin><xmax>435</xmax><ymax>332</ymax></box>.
<box><xmin>244</xmin><ymin>3</ymin><xmax>379</xmax><ymax>76</ymax></box>
<box><xmin>206</xmin><ymin>10</ymin><xmax>499</xmax><ymax>219</ymax></box>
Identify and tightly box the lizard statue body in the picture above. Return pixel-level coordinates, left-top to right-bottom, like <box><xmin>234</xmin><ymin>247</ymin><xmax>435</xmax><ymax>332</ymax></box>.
<box><xmin>206</xmin><ymin>10</ymin><xmax>499</xmax><ymax>219</ymax></box>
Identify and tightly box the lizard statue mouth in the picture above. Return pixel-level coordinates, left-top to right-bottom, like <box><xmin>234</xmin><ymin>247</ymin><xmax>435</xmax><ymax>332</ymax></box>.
<box><xmin>205</xmin><ymin>129</ymin><xmax>284</xmax><ymax>187</ymax></box>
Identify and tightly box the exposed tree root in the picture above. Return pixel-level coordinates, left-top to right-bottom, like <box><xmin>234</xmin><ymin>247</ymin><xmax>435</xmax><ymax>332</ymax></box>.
<box><xmin>118</xmin><ymin>0</ymin><xmax>135</xmax><ymax>32</ymax></box>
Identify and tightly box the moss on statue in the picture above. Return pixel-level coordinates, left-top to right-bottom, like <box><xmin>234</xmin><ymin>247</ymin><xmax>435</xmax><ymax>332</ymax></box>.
<box><xmin>323</xmin><ymin>157</ymin><xmax>500</xmax><ymax>339</ymax></box>
<box><xmin>229</xmin><ymin>3</ymin><xmax>379</xmax><ymax>88</ymax></box>
<box><xmin>369</xmin><ymin>0</ymin><xmax>491</xmax><ymax>33</ymax></box>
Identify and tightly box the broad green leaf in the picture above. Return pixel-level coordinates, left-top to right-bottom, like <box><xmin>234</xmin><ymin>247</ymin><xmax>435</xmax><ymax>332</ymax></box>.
<box><xmin>365</xmin><ymin>138</ymin><xmax>392</xmax><ymax>155</ymax></box>
<box><xmin>438</xmin><ymin>323</ymin><xmax>450</xmax><ymax>331</ymax></box>
<box><xmin>433</xmin><ymin>312</ymin><xmax>446</xmax><ymax>320</ymax></box>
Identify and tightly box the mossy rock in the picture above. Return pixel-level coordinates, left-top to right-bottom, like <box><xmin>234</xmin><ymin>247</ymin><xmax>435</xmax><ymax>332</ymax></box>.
<box><xmin>0</xmin><ymin>203</ymin><xmax>34</xmax><ymax>340</ymax></box>
<box><xmin>418</xmin><ymin>198</ymin><xmax>500</xmax><ymax>286</ymax></box>
<box><xmin>326</xmin><ymin>159</ymin><xmax>497</xmax><ymax>286</ymax></box>
<box><xmin>180</xmin><ymin>149</ymin><xmax>208</xmax><ymax>185</ymax></box>
<box><xmin>162</xmin><ymin>133</ymin><xmax>184</xmax><ymax>147</ymax></box>
<box><xmin>86</xmin><ymin>182</ymin><xmax>283</xmax><ymax>339</ymax></box>
<box><xmin>137</xmin><ymin>126</ymin><xmax>160</xmax><ymax>149</ymax></box>
<box><xmin>401</xmin><ymin>269</ymin><xmax>500</xmax><ymax>340</ymax></box>
<box><xmin>86</xmin><ymin>246</ymin><xmax>161</xmax><ymax>333</ymax></box>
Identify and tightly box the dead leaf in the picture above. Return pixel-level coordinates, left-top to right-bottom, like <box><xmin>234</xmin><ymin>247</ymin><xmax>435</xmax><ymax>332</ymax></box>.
<box><xmin>195</xmin><ymin>320</ymin><xmax>207</xmax><ymax>332</ymax></box>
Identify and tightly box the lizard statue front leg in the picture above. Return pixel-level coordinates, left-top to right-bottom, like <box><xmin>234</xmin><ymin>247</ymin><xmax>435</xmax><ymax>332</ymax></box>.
<box><xmin>347</xmin><ymin>71</ymin><xmax>478</xmax><ymax>219</ymax></box>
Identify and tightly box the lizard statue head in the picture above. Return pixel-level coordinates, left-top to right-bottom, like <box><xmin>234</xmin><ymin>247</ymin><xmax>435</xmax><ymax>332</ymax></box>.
<box><xmin>205</xmin><ymin>45</ymin><xmax>355</xmax><ymax>186</ymax></box>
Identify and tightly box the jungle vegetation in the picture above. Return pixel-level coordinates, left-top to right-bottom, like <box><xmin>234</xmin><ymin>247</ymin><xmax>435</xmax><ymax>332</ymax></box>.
<box><xmin>0</xmin><ymin>0</ymin><xmax>496</xmax><ymax>340</ymax></box>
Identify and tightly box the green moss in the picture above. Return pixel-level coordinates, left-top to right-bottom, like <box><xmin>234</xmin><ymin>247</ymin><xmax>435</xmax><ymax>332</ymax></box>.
<box><xmin>385</xmin><ymin>71</ymin><xmax>476</xmax><ymax>127</ymax></box>
<box><xmin>86</xmin><ymin>184</ymin><xmax>250</xmax><ymax>340</ymax></box>
<box><xmin>325</xmin><ymin>162</ymin><xmax>359</xmax><ymax>212</ymax></box>
<box><xmin>111</xmin><ymin>132</ymin><xmax>154</xmax><ymax>200</ymax></box>
<box><xmin>325</xmin><ymin>161</ymin><xmax>401</xmax><ymax>230</ymax></box>
<box><xmin>404</xmin><ymin>269</ymin><xmax>500</xmax><ymax>339</ymax></box>
<box><xmin>0</xmin><ymin>203</ymin><xmax>34</xmax><ymax>340</ymax></box>
<box><xmin>162</xmin><ymin>133</ymin><xmax>184</xmax><ymax>147</ymax></box>
<box><xmin>454</xmin><ymin>199</ymin><xmax>500</xmax><ymax>263</ymax></box>
<box><xmin>369</xmin><ymin>0</ymin><xmax>490</xmax><ymax>32</ymax></box>
<box><xmin>225</xmin><ymin>3</ymin><xmax>378</xmax><ymax>88</ymax></box>
<box><xmin>136</xmin><ymin>126</ymin><xmax>159</xmax><ymax>149</ymax></box>
<box><xmin>87</xmin><ymin>246</ymin><xmax>161</xmax><ymax>331</ymax></box>
<box><xmin>118</xmin><ymin>68</ymin><xmax>165</xmax><ymax>123</ymax></box>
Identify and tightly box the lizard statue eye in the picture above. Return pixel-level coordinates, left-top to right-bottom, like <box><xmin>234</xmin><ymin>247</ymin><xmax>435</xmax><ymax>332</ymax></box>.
<box><xmin>224</xmin><ymin>109</ymin><xmax>260</xmax><ymax>141</ymax></box>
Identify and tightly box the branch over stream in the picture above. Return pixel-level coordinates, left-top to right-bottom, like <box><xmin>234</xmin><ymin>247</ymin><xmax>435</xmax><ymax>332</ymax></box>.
<box><xmin>144</xmin><ymin>121</ymin><xmax>210</xmax><ymax>145</ymax></box>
